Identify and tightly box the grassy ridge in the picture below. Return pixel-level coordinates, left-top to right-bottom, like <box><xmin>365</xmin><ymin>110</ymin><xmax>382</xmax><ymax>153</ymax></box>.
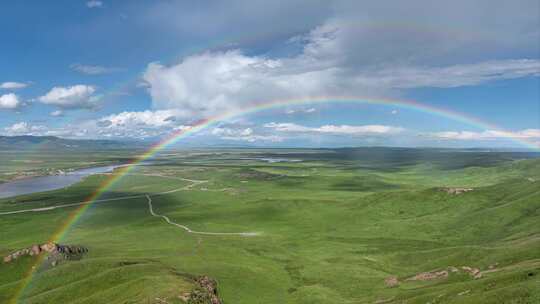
<box><xmin>0</xmin><ymin>149</ymin><xmax>539</xmax><ymax>303</ymax></box>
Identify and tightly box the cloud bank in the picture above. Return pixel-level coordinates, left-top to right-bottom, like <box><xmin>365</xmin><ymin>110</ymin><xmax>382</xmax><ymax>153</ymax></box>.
<box><xmin>426</xmin><ymin>129</ymin><xmax>540</xmax><ymax>141</ymax></box>
<box><xmin>142</xmin><ymin>17</ymin><xmax>540</xmax><ymax>119</ymax></box>
<box><xmin>264</xmin><ymin>122</ymin><xmax>404</xmax><ymax>135</ymax></box>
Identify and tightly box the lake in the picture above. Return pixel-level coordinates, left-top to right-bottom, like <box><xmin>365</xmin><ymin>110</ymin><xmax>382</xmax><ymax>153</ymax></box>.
<box><xmin>0</xmin><ymin>165</ymin><xmax>123</xmax><ymax>199</ymax></box>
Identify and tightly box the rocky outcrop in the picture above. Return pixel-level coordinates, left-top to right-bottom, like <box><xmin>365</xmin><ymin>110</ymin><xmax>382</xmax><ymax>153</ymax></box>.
<box><xmin>398</xmin><ymin>265</ymin><xmax>484</xmax><ymax>284</ymax></box>
<box><xmin>3</xmin><ymin>242</ymin><xmax>88</xmax><ymax>264</ymax></box>
<box><xmin>384</xmin><ymin>276</ymin><xmax>399</xmax><ymax>287</ymax></box>
<box><xmin>461</xmin><ymin>266</ymin><xmax>482</xmax><ymax>279</ymax></box>
<box><xmin>440</xmin><ymin>187</ymin><xmax>473</xmax><ymax>195</ymax></box>
<box><xmin>406</xmin><ymin>270</ymin><xmax>448</xmax><ymax>281</ymax></box>
<box><xmin>196</xmin><ymin>276</ymin><xmax>221</xmax><ymax>304</ymax></box>
<box><xmin>179</xmin><ymin>275</ymin><xmax>222</xmax><ymax>304</ymax></box>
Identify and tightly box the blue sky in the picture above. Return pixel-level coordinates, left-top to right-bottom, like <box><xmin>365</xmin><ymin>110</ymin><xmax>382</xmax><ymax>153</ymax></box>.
<box><xmin>1</xmin><ymin>0</ymin><xmax>539</xmax><ymax>149</ymax></box>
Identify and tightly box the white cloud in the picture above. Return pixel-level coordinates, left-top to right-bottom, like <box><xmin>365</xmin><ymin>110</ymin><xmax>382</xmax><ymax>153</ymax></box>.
<box><xmin>50</xmin><ymin>110</ymin><xmax>64</xmax><ymax>117</ymax></box>
<box><xmin>86</xmin><ymin>0</ymin><xmax>103</xmax><ymax>8</ymax></box>
<box><xmin>4</xmin><ymin>122</ymin><xmax>27</xmax><ymax>134</ymax></box>
<box><xmin>212</xmin><ymin>127</ymin><xmax>253</xmax><ymax>137</ymax></box>
<box><xmin>264</xmin><ymin>122</ymin><xmax>404</xmax><ymax>135</ymax></box>
<box><xmin>99</xmin><ymin>110</ymin><xmax>180</xmax><ymax>128</ymax></box>
<box><xmin>285</xmin><ymin>107</ymin><xmax>316</xmax><ymax>115</ymax></box>
<box><xmin>39</xmin><ymin>85</ymin><xmax>99</xmax><ymax>109</ymax></box>
<box><xmin>70</xmin><ymin>63</ymin><xmax>122</xmax><ymax>75</ymax></box>
<box><xmin>143</xmin><ymin>51</ymin><xmax>287</xmax><ymax>117</ymax></box>
<box><xmin>141</xmin><ymin>47</ymin><xmax>367</xmax><ymax>118</ymax></box>
<box><xmin>1</xmin><ymin>110</ymin><xmax>194</xmax><ymax>139</ymax></box>
<box><xmin>1</xmin><ymin>121</ymin><xmax>88</xmax><ymax>138</ymax></box>
<box><xmin>142</xmin><ymin>20</ymin><xmax>539</xmax><ymax>118</ymax></box>
<box><xmin>0</xmin><ymin>93</ymin><xmax>22</xmax><ymax>109</ymax></box>
<box><xmin>0</xmin><ymin>82</ymin><xmax>29</xmax><ymax>90</ymax></box>
<box><xmin>223</xmin><ymin>134</ymin><xmax>284</xmax><ymax>143</ymax></box>
<box><xmin>3</xmin><ymin>122</ymin><xmax>47</xmax><ymax>135</ymax></box>
<box><xmin>426</xmin><ymin>129</ymin><xmax>540</xmax><ymax>141</ymax></box>
<box><xmin>212</xmin><ymin>127</ymin><xmax>283</xmax><ymax>142</ymax></box>
<box><xmin>264</xmin><ymin>122</ymin><xmax>312</xmax><ymax>132</ymax></box>
<box><xmin>91</xmin><ymin>110</ymin><xmax>193</xmax><ymax>139</ymax></box>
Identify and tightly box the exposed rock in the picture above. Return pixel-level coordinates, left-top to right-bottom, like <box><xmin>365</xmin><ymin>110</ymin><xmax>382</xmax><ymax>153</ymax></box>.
<box><xmin>197</xmin><ymin>276</ymin><xmax>221</xmax><ymax>304</ymax></box>
<box><xmin>40</xmin><ymin>242</ymin><xmax>57</xmax><ymax>253</ymax></box>
<box><xmin>183</xmin><ymin>276</ymin><xmax>222</xmax><ymax>304</ymax></box>
<box><xmin>440</xmin><ymin>187</ymin><xmax>473</xmax><ymax>195</ymax></box>
<box><xmin>384</xmin><ymin>276</ymin><xmax>399</xmax><ymax>287</ymax></box>
<box><xmin>396</xmin><ymin>265</ymin><xmax>487</xmax><ymax>288</ymax></box>
<box><xmin>3</xmin><ymin>242</ymin><xmax>88</xmax><ymax>264</ymax></box>
<box><xmin>178</xmin><ymin>292</ymin><xmax>191</xmax><ymax>302</ymax></box>
<box><xmin>461</xmin><ymin>266</ymin><xmax>482</xmax><ymax>279</ymax></box>
<box><xmin>30</xmin><ymin>244</ymin><xmax>41</xmax><ymax>256</ymax></box>
<box><xmin>406</xmin><ymin>270</ymin><xmax>448</xmax><ymax>281</ymax></box>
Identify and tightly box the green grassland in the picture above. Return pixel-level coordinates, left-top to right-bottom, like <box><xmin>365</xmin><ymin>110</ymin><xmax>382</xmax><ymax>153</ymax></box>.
<box><xmin>1</xmin><ymin>148</ymin><xmax>539</xmax><ymax>303</ymax></box>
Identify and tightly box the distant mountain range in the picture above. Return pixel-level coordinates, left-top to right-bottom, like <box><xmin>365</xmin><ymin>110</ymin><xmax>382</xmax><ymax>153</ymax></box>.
<box><xmin>0</xmin><ymin>135</ymin><xmax>141</xmax><ymax>150</ymax></box>
<box><xmin>1</xmin><ymin>135</ymin><xmax>537</xmax><ymax>152</ymax></box>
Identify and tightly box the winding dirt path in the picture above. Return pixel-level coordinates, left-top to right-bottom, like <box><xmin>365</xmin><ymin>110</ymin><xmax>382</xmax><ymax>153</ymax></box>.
<box><xmin>0</xmin><ymin>175</ymin><xmax>206</xmax><ymax>216</ymax></box>
<box><xmin>146</xmin><ymin>194</ymin><xmax>258</xmax><ymax>236</ymax></box>
<box><xmin>0</xmin><ymin>174</ymin><xmax>259</xmax><ymax>237</ymax></box>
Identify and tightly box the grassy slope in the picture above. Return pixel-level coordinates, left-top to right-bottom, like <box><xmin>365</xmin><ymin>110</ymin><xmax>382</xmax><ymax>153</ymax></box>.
<box><xmin>0</xmin><ymin>150</ymin><xmax>539</xmax><ymax>303</ymax></box>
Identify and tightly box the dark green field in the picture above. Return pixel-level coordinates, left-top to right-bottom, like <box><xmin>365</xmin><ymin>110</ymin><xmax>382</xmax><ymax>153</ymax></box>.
<box><xmin>1</xmin><ymin>148</ymin><xmax>539</xmax><ymax>303</ymax></box>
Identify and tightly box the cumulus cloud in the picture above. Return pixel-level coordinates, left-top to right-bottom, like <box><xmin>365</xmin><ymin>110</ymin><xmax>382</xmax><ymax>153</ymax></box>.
<box><xmin>264</xmin><ymin>122</ymin><xmax>404</xmax><ymax>135</ymax></box>
<box><xmin>0</xmin><ymin>93</ymin><xmax>22</xmax><ymax>109</ymax></box>
<box><xmin>1</xmin><ymin>110</ymin><xmax>191</xmax><ymax>139</ymax></box>
<box><xmin>143</xmin><ymin>51</ymin><xmax>284</xmax><ymax>116</ymax></box>
<box><xmin>0</xmin><ymin>82</ymin><xmax>29</xmax><ymax>90</ymax></box>
<box><xmin>86</xmin><ymin>0</ymin><xmax>103</xmax><ymax>8</ymax></box>
<box><xmin>39</xmin><ymin>85</ymin><xmax>99</xmax><ymax>109</ymax></box>
<box><xmin>70</xmin><ymin>63</ymin><xmax>122</xmax><ymax>75</ymax></box>
<box><xmin>142</xmin><ymin>47</ymin><xmax>376</xmax><ymax>118</ymax></box>
<box><xmin>92</xmin><ymin>110</ymin><xmax>193</xmax><ymax>139</ymax></box>
<box><xmin>142</xmin><ymin>19</ymin><xmax>539</xmax><ymax>118</ymax></box>
<box><xmin>99</xmin><ymin>110</ymin><xmax>180</xmax><ymax>128</ymax></box>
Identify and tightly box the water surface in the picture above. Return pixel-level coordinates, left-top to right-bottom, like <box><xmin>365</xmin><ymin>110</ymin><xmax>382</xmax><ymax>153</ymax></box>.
<box><xmin>0</xmin><ymin>165</ymin><xmax>122</xmax><ymax>199</ymax></box>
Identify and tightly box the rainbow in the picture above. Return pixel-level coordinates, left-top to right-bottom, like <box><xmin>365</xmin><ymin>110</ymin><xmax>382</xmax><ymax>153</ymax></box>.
<box><xmin>10</xmin><ymin>96</ymin><xmax>539</xmax><ymax>303</ymax></box>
